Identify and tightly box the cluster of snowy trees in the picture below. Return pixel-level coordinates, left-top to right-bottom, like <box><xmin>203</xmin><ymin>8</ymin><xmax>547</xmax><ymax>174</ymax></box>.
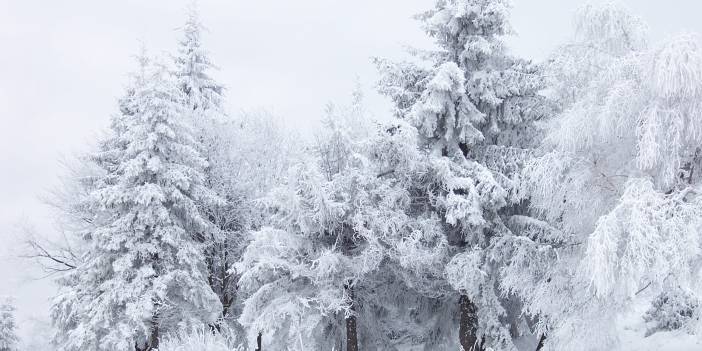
<box><xmin>30</xmin><ymin>1</ymin><xmax>702</xmax><ymax>350</ymax></box>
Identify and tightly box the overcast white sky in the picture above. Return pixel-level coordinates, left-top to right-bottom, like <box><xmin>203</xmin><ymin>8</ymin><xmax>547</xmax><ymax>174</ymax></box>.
<box><xmin>1</xmin><ymin>0</ymin><xmax>701</xmax><ymax>344</ymax></box>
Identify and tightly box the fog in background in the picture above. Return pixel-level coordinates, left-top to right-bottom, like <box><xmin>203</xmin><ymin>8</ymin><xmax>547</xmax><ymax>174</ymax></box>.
<box><xmin>1</xmin><ymin>0</ymin><xmax>700</xmax><ymax>342</ymax></box>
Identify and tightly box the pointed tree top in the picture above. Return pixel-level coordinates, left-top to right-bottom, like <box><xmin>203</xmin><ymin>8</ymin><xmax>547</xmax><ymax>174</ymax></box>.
<box><xmin>132</xmin><ymin>41</ymin><xmax>151</xmax><ymax>80</ymax></box>
<box><xmin>183</xmin><ymin>0</ymin><xmax>204</xmax><ymax>42</ymax></box>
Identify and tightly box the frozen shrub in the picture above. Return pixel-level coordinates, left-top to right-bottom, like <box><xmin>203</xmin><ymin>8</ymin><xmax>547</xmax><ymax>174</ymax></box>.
<box><xmin>644</xmin><ymin>290</ymin><xmax>699</xmax><ymax>336</ymax></box>
<box><xmin>159</xmin><ymin>327</ymin><xmax>243</xmax><ymax>351</ymax></box>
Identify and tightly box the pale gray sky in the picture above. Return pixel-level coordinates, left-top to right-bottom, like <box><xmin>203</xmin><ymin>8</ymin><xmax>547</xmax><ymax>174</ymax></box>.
<box><xmin>1</xmin><ymin>0</ymin><xmax>700</xmax><ymax>345</ymax></box>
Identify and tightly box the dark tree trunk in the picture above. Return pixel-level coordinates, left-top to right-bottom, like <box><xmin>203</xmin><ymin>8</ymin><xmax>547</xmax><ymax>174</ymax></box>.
<box><xmin>345</xmin><ymin>283</ymin><xmax>358</xmax><ymax>351</ymax></box>
<box><xmin>206</xmin><ymin>246</ymin><xmax>221</xmax><ymax>333</ymax></box>
<box><xmin>535</xmin><ymin>333</ymin><xmax>546</xmax><ymax>351</ymax></box>
<box><xmin>255</xmin><ymin>332</ymin><xmax>262</xmax><ymax>351</ymax></box>
<box><xmin>459</xmin><ymin>295</ymin><xmax>483</xmax><ymax>351</ymax></box>
<box><xmin>146</xmin><ymin>316</ymin><xmax>159</xmax><ymax>351</ymax></box>
<box><xmin>208</xmin><ymin>241</ymin><xmax>235</xmax><ymax>333</ymax></box>
<box><xmin>220</xmin><ymin>241</ymin><xmax>233</xmax><ymax>319</ymax></box>
<box><xmin>206</xmin><ymin>251</ymin><xmax>215</xmax><ymax>290</ymax></box>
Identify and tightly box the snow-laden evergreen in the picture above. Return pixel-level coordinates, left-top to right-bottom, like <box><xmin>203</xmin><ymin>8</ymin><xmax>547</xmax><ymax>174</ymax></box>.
<box><xmin>375</xmin><ymin>0</ymin><xmax>550</xmax><ymax>349</ymax></box>
<box><xmin>174</xmin><ymin>4</ymin><xmax>225</xmax><ymax>119</ymax></box>
<box><xmin>172</xmin><ymin>5</ymin><xmax>237</xmax><ymax>330</ymax></box>
<box><xmin>51</xmin><ymin>59</ymin><xmax>222</xmax><ymax>351</ymax></box>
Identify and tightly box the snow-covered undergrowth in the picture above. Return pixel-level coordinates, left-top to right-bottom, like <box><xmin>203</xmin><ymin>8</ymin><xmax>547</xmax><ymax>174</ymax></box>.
<box><xmin>618</xmin><ymin>298</ymin><xmax>702</xmax><ymax>351</ymax></box>
<box><xmin>620</xmin><ymin>329</ymin><xmax>701</xmax><ymax>351</ymax></box>
<box><xmin>159</xmin><ymin>329</ymin><xmax>243</xmax><ymax>351</ymax></box>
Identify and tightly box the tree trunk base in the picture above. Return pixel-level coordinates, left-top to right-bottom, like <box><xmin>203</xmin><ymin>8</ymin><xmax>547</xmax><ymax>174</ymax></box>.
<box><xmin>345</xmin><ymin>283</ymin><xmax>358</xmax><ymax>351</ymax></box>
<box><xmin>535</xmin><ymin>333</ymin><xmax>546</xmax><ymax>351</ymax></box>
<box><xmin>255</xmin><ymin>332</ymin><xmax>262</xmax><ymax>351</ymax></box>
<box><xmin>459</xmin><ymin>295</ymin><xmax>483</xmax><ymax>351</ymax></box>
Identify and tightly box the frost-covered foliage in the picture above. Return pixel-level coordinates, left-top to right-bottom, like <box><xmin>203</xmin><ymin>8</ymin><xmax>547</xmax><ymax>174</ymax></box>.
<box><xmin>174</xmin><ymin>4</ymin><xmax>224</xmax><ymax>118</ymax></box>
<box><xmin>202</xmin><ymin>110</ymin><xmax>299</xmax><ymax>338</ymax></box>
<box><xmin>410</xmin><ymin>61</ymin><xmax>484</xmax><ymax>156</ymax></box>
<box><xmin>316</xmin><ymin>80</ymin><xmax>372</xmax><ymax>180</ymax></box>
<box><xmin>381</xmin><ymin>0</ymin><xmax>549</xmax><ymax>152</ymax></box>
<box><xmin>0</xmin><ymin>298</ymin><xmax>18</xmax><ymax>351</ymax></box>
<box><xmin>51</xmin><ymin>59</ymin><xmax>222</xmax><ymax>351</ymax></box>
<box><xmin>512</xmin><ymin>3</ymin><xmax>702</xmax><ymax>350</ymax></box>
<box><xmin>159</xmin><ymin>327</ymin><xmax>243</xmax><ymax>351</ymax></box>
<box><xmin>236</xmin><ymin>91</ymin><xmax>389</xmax><ymax>350</ymax></box>
<box><xmin>548</xmin><ymin>2</ymin><xmax>648</xmax><ymax>106</ymax></box>
<box><xmin>375</xmin><ymin>0</ymin><xmax>551</xmax><ymax>349</ymax></box>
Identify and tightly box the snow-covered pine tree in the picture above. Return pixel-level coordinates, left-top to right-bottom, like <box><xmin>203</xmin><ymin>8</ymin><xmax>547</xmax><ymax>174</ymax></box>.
<box><xmin>0</xmin><ymin>298</ymin><xmax>18</xmax><ymax>351</ymax></box>
<box><xmin>511</xmin><ymin>3</ymin><xmax>702</xmax><ymax>350</ymax></box>
<box><xmin>172</xmin><ymin>4</ymin><xmax>243</xmax><ymax>330</ymax></box>
<box><xmin>51</xmin><ymin>57</ymin><xmax>222</xmax><ymax>351</ymax></box>
<box><xmin>375</xmin><ymin>0</ymin><xmax>549</xmax><ymax>349</ymax></box>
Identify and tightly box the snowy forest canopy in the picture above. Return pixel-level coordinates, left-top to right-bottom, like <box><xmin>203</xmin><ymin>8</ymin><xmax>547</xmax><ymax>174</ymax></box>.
<box><xmin>5</xmin><ymin>1</ymin><xmax>702</xmax><ymax>351</ymax></box>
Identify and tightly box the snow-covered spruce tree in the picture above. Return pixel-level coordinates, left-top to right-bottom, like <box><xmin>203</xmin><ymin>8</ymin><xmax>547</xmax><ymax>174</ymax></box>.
<box><xmin>173</xmin><ymin>8</ymin><xmax>301</xmax><ymax>340</ymax></box>
<box><xmin>174</xmin><ymin>5</ymin><xmax>224</xmax><ymax>120</ymax></box>
<box><xmin>172</xmin><ymin>6</ymin><xmax>239</xmax><ymax>329</ymax></box>
<box><xmin>0</xmin><ymin>298</ymin><xmax>18</xmax><ymax>351</ymax></box>
<box><xmin>375</xmin><ymin>0</ymin><xmax>549</xmax><ymax>349</ymax></box>
<box><xmin>511</xmin><ymin>3</ymin><xmax>702</xmax><ymax>350</ymax></box>
<box><xmin>51</xmin><ymin>58</ymin><xmax>222</xmax><ymax>351</ymax></box>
